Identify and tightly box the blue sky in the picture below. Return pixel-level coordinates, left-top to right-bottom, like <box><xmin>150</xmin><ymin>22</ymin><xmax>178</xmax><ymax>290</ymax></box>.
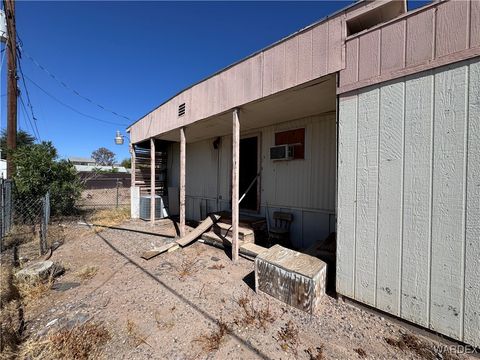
<box><xmin>1</xmin><ymin>1</ymin><xmax>430</xmax><ymax>162</ymax></box>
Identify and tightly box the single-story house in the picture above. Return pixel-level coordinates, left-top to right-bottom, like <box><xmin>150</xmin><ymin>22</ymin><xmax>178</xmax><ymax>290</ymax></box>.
<box><xmin>126</xmin><ymin>0</ymin><xmax>480</xmax><ymax>348</ymax></box>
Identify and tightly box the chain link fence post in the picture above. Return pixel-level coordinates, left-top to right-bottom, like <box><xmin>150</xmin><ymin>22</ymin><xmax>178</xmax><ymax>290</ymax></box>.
<box><xmin>39</xmin><ymin>192</ymin><xmax>50</xmax><ymax>255</ymax></box>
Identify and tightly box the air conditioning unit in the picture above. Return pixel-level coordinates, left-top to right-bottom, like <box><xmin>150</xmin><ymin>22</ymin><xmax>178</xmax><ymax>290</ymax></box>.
<box><xmin>140</xmin><ymin>195</ymin><xmax>168</xmax><ymax>220</ymax></box>
<box><xmin>270</xmin><ymin>145</ymin><xmax>294</xmax><ymax>161</ymax></box>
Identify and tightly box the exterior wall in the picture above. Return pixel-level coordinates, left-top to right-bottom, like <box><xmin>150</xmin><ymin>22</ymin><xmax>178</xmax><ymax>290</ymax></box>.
<box><xmin>339</xmin><ymin>0</ymin><xmax>480</xmax><ymax>94</ymax></box>
<box><xmin>337</xmin><ymin>57</ymin><xmax>480</xmax><ymax>346</ymax></box>
<box><xmin>129</xmin><ymin>1</ymin><xmax>406</xmax><ymax>144</ymax></box>
<box><xmin>168</xmin><ymin>112</ymin><xmax>336</xmax><ymax>249</ymax></box>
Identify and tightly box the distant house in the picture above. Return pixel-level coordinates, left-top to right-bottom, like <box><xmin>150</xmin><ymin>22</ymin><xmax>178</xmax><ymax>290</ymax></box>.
<box><xmin>68</xmin><ymin>157</ymin><xmax>129</xmax><ymax>173</ymax></box>
<box><xmin>0</xmin><ymin>158</ymin><xmax>6</xmax><ymax>179</ymax></box>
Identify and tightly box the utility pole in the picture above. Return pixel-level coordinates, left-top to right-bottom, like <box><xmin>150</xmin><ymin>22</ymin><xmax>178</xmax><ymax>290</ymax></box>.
<box><xmin>4</xmin><ymin>0</ymin><xmax>16</xmax><ymax>179</ymax></box>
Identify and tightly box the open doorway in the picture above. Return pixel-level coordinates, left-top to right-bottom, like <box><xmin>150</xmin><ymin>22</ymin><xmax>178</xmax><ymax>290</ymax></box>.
<box><xmin>239</xmin><ymin>136</ymin><xmax>259</xmax><ymax>211</ymax></box>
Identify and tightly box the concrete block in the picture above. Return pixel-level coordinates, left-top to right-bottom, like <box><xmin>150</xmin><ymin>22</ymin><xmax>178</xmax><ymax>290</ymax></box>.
<box><xmin>130</xmin><ymin>186</ymin><xmax>140</xmax><ymax>219</ymax></box>
<box><xmin>255</xmin><ymin>245</ymin><xmax>327</xmax><ymax>313</ymax></box>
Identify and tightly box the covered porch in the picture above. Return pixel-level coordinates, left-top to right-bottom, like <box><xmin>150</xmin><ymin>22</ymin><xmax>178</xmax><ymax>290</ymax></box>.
<box><xmin>130</xmin><ymin>74</ymin><xmax>337</xmax><ymax>262</ymax></box>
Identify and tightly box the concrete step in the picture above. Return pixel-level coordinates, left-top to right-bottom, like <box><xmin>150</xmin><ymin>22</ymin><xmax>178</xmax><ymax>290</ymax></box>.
<box><xmin>213</xmin><ymin>222</ymin><xmax>254</xmax><ymax>243</ymax></box>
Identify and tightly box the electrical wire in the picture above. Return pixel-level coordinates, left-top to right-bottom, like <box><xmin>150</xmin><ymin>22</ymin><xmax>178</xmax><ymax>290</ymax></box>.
<box><xmin>19</xmin><ymin>94</ymin><xmax>40</xmax><ymax>140</ymax></box>
<box><xmin>17</xmin><ymin>37</ymin><xmax>132</xmax><ymax>122</ymax></box>
<box><xmin>24</xmin><ymin>74</ymin><xmax>129</xmax><ymax>126</ymax></box>
<box><xmin>16</xmin><ymin>48</ymin><xmax>41</xmax><ymax>140</ymax></box>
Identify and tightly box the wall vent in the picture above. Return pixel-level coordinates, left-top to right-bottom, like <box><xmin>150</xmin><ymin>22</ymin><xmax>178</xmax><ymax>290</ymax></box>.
<box><xmin>178</xmin><ymin>103</ymin><xmax>186</xmax><ymax>117</ymax></box>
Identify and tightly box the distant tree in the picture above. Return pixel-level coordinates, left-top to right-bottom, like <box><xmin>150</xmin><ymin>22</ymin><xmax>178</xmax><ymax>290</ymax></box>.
<box><xmin>120</xmin><ymin>158</ymin><xmax>131</xmax><ymax>168</ymax></box>
<box><xmin>12</xmin><ymin>141</ymin><xmax>82</xmax><ymax>216</ymax></box>
<box><xmin>91</xmin><ymin>147</ymin><xmax>116</xmax><ymax>166</ymax></box>
<box><xmin>0</xmin><ymin>129</ymin><xmax>36</xmax><ymax>159</ymax></box>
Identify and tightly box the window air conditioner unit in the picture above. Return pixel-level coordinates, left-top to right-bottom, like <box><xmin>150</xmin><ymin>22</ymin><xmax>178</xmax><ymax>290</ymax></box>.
<box><xmin>270</xmin><ymin>144</ymin><xmax>294</xmax><ymax>161</ymax></box>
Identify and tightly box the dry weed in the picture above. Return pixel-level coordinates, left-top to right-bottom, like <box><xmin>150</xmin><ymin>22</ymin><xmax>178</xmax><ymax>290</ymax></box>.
<box><xmin>234</xmin><ymin>293</ymin><xmax>275</xmax><ymax>330</ymax></box>
<box><xmin>90</xmin><ymin>207</ymin><xmax>130</xmax><ymax>229</ymax></box>
<box><xmin>126</xmin><ymin>319</ymin><xmax>151</xmax><ymax>348</ymax></box>
<box><xmin>305</xmin><ymin>346</ymin><xmax>325</xmax><ymax>360</ymax></box>
<box><xmin>384</xmin><ymin>333</ymin><xmax>459</xmax><ymax>360</ymax></box>
<box><xmin>76</xmin><ymin>266</ymin><xmax>98</xmax><ymax>281</ymax></box>
<box><xmin>16</xmin><ymin>276</ymin><xmax>54</xmax><ymax>305</ymax></box>
<box><xmin>175</xmin><ymin>257</ymin><xmax>200</xmax><ymax>280</ymax></box>
<box><xmin>20</xmin><ymin>321</ymin><xmax>110</xmax><ymax>360</ymax></box>
<box><xmin>275</xmin><ymin>320</ymin><xmax>300</xmax><ymax>356</ymax></box>
<box><xmin>208</xmin><ymin>263</ymin><xmax>225</xmax><ymax>270</ymax></box>
<box><xmin>195</xmin><ymin>319</ymin><xmax>230</xmax><ymax>353</ymax></box>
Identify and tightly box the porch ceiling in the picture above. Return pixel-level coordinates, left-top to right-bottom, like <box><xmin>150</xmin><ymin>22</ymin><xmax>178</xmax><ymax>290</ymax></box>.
<box><xmin>156</xmin><ymin>74</ymin><xmax>336</xmax><ymax>143</ymax></box>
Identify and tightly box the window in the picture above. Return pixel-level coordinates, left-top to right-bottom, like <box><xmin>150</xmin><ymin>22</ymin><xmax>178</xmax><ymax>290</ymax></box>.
<box><xmin>275</xmin><ymin>128</ymin><xmax>305</xmax><ymax>159</ymax></box>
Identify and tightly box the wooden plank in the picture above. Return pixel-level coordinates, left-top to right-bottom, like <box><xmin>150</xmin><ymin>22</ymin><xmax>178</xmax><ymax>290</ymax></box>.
<box><xmin>180</xmin><ymin>127</ymin><xmax>186</xmax><ymax>237</ymax></box>
<box><xmin>240</xmin><ymin>242</ymin><xmax>268</xmax><ymax>258</ymax></box>
<box><xmin>150</xmin><ymin>138</ymin><xmax>155</xmax><ymax>224</ymax></box>
<box><xmin>430</xmin><ymin>63</ymin><xmax>467</xmax><ymax>339</ymax></box>
<box><xmin>354</xmin><ymin>88</ymin><xmax>379</xmax><ymax>306</ymax></box>
<box><xmin>401</xmin><ymin>73</ymin><xmax>434</xmax><ymax>327</ymax></box>
<box><xmin>463</xmin><ymin>58</ymin><xmax>480</xmax><ymax>348</ymax></box>
<box><xmin>141</xmin><ymin>242</ymin><xmax>179</xmax><ymax>260</ymax></box>
<box><xmin>336</xmin><ymin>94</ymin><xmax>358</xmax><ymax>298</ymax></box>
<box><xmin>376</xmin><ymin>81</ymin><xmax>404</xmax><ymax>315</ymax></box>
<box><xmin>232</xmin><ymin>109</ymin><xmax>240</xmax><ymax>262</ymax></box>
<box><xmin>176</xmin><ymin>214</ymin><xmax>221</xmax><ymax>247</ymax></box>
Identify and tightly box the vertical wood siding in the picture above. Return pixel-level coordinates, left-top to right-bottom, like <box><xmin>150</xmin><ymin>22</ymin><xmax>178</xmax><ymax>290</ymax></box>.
<box><xmin>337</xmin><ymin>58</ymin><xmax>480</xmax><ymax>347</ymax></box>
<box><xmin>168</xmin><ymin>113</ymin><xmax>336</xmax><ymax>248</ymax></box>
<box><xmin>339</xmin><ymin>0</ymin><xmax>480</xmax><ymax>94</ymax></box>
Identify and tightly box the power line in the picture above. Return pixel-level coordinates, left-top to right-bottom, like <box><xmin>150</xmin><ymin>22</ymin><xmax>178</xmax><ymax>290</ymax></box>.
<box><xmin>16</xmin><ymin>47</ymin><xmax>41</xmax><ymax>140</ymax></box>
<box><xmin>17</xmin><ymin>40</ymin><xmax>132</xmax><ymax>122</ymax></box>
<box><xmin>19</xmin><ymin>94</ymin><xmax>40</xmax><ymax>140</ymax></box>
<box><xmin>24</xmin><ymin>74</ymin><xmax>129</xmax><ymax>126</ymax></box>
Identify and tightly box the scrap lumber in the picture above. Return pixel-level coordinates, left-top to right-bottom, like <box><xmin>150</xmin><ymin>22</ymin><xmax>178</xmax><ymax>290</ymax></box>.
<box><xmin>141</xmin><ymin>242</ymin><xmax>178</xmax><ymax>260</ymax></box>
<box><xmin>175</xmin><ymin>214</ymin><xmax>221</xmax><ymax>247</ymax></box>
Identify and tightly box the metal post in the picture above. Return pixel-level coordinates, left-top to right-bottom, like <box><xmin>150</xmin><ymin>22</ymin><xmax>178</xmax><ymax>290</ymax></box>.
<box><xmin>116</xmin><ymin>178</ymin><xmax>119</xmax><ymax>208</ymax></box>
<box><xmin>232</xmin><ymin>109</ymin><xmax>240</xmax><ymax>263</ymax></box>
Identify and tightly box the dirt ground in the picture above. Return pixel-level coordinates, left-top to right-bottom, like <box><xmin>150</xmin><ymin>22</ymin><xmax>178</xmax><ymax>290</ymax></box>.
<box><xmin>11</xmin><ymin>217</ymin><xmax>477</xmax><ymax>360</ymax></box>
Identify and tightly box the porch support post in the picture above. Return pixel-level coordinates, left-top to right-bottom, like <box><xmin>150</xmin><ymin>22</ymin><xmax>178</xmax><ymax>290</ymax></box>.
<box><xmin>130</xmin><ymin>143</ymin><xmax>136</xmax><ymax>187</ymax></box>
<box><xmin>232</xmin><ymin>109</ymin><xmax>240</xmax><ymax>263</ymax></box>
<box><xmin>179</xmin><ymin>127</ymin><xmax>186</xmax><ymax>238</ymax></box>
<box><xmin>150</xmin><ymin>138</ymin><xmax>156</xmax><ymax>224</ymax></box>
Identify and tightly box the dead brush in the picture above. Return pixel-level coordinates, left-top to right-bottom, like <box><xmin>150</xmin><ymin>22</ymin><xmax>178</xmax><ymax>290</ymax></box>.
<box><xmin>384</xmin><ymin>333</ymin><xmax>459</xmax><ymax>360</ymax></box>
<box><xmin>89</xmin><ymin>207</ymin><xmax>130</xmax><ymax>231</ymax></box>
<box><xmin>305</xmin><ymin>346</ymin><xmax>325</xmax><ymax>360</ymax></box>
<box><xmin>76</xmin><ymin>266</ymin><xmax>98</xmax><ymax>281</ymax></box>
<box><xmin>195</xmin><ymin>319</ymin><xmax>230</xmax><ymax>353</ymax></box>
<box><xmin>19</xmin><ymin>321</ymin><xmax>110</xmax><ymax>360</ymax></box>
<box><xmin>174</xmin><ymin>257</ymin><xmax>200</xmax><ymax>280</ymax></box>
<box><xmin>275</xmin><ymin>320</ymin><xmax>300</xmax><ymax>357</ymax></box>
<box><xmin>0</xmin><ymin>263</ymin><xmax>22</xmax><ymax>359</ymax></box>
<box><xmin>234</xmin><ymin>293</ymin><xmax>275</xmax><ymax>330</ymax></box>
<box><xmin>353</xmin><ymin>347</ymin><xmax>367</xmax><ymax>358</ymax></box>
<box><xmin>208</xmin><ymin>263</ymin><xmax>225</xmax><ymax>270</ymax></box>
<box><xmin>16</xmin><ymin>275</ymin><xmax>54</xmax><ymax>305</ymax></box>
<box><xmin>126</xmin><ymin>319</ymin><xmax>152</xmax><ymax>348</ymax></box>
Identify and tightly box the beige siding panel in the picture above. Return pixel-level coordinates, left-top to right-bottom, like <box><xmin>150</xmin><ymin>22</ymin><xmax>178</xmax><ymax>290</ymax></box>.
<box><xmin>338</xmin><ymin>58</ymin><xmax>480</xmax><ymax>346</ymax></box>
<box><xmin>358</xmin><ymin>30</ymin><xmax>380</xmax><ymax>81</ymax></box>
<box><xmin>354</xmin><ymin>88</ymin><xmax>379</xmax><ymax>306</ymax></box>
<box><xmin>380</xmin><ymin>20</ymin><xmax>405</xmax><ymax>74</ymax></box>
<box><xmin>262</xmin><ymin>48</ymin><xmax>274</xmax><ymax>97</ymax></box>
<box><xmin>430</xmin><ymin>64</ymin><xmax>467</xmax><ymax>339</ymax></box>
<box><xmin>471</xmin><ymin>0</ymin><xmax>480</xmax><ymax>47</ymax></box>
<box><xmin>312</xmin><ymin>22</ymin><xmax>328</xmax><ymax>77</ymax></box>
<box><xmin>376</xmin><ymin>82</ymin><xmax>404</xmax><ymax>315</ymax></box>
<box><xmin>340</xmin><ymin>38</ymin><xmax>359</xmax><ymax>87</ymax></box>
<box><xmin>185</xmin><ymin>139</ymin><xmax>218</xmax><ymax>200</ymax></box>
<box><xmin>406</xmin><ymin>9</ymin><xmax>434</xmax><ymax>67</ymax></box>
<box><xmin>464</xmin><ymin>59</ymin><xmax>480</xmax><ymax>347</ymax></box>
<box><xmin>435</xmin><ymin>0</ymin><xmax>469</xmax><ymax>58</ymax></box>
<box><xmin>327</xmin><ymin>17</ymin><xmax>343</xmax><ymax>74</ymax></box>
<box><xmin>337</xmin><ymin>95</ymin><xmax>358</xmax><ymax>298</ymax></box>
<box><xmin>272</xmin><ymin>42</ymin><xmax>286</xmax><ymax>94</ymax></box>
<box><xmin>284</xmin><ymin>37</ymin><xmax>298</xmax><ymax>88</ymax></box>
<box><xmin>297</xmin><ymin>30</ymin><xmax>313</xmax><ymax>84</ymax></box>
<box><xmin>401</xmin><ymin>73</ymin><xmax>433</xmax><ymax>327</ymax></box>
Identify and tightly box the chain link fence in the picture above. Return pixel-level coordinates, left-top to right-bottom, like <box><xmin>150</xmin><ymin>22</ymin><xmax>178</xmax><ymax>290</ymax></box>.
<box><xmin>76</xmin><ymin>174</ymin><xmax>130</xmax><ymax>209</ymax></box>
<box><xmin>0</xmin><ymin>179</ymin><xmax>50</xmax><ymax>254</ymax></box>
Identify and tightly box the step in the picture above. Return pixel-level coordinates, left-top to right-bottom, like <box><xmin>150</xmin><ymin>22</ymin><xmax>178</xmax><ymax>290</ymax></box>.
<box><xmin>201</xmin><ymin>231</ymin><xmax>237</xmax><ymax>247</ymax></box>
<box><xmin>213</xmin><ymin>222</ymin><xmax>254</xmax><ymax>243</ymax></box>
<box><xmin>201</xmin><ymin>231</ymin><xmax>268</xmax><ymax>261</ymax></box>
